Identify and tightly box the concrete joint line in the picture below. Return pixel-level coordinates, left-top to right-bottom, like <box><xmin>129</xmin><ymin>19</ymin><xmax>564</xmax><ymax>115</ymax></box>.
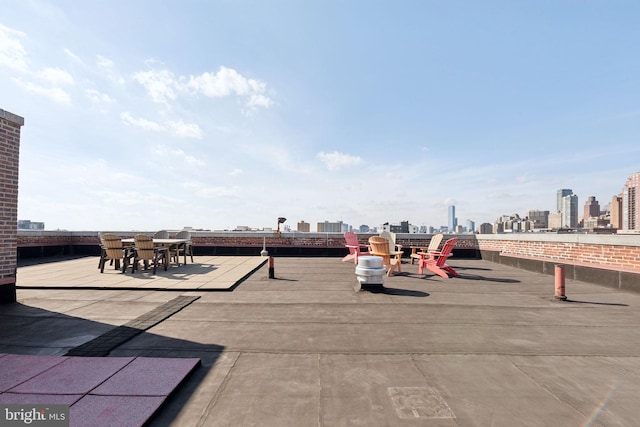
<box><xmin>65</xmin><ymin>295</ymin><xmax>200</xmax><ymax>357</ymax></box>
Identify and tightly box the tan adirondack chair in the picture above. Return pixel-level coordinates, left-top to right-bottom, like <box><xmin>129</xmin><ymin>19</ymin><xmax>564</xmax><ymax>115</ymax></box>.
<box><xmin>98</xmin><ymin>233</ymin><xmax>133</xmax><ymax>273</ymax></box>
<box><xmin>369</xmin><ymin>236</ymin><xmax>403</xmax><ymax>276</ymax></box>
<box><xmin>132</xmin><ymin>234</ymin><xmax>169</xmax><ymax>274</ymax></box>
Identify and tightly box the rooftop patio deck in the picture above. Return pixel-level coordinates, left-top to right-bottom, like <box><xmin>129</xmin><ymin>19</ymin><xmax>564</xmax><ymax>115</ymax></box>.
<box><xmin>3</xmin><ymin>256</ymin><xmax>640</xmax><ymax>426</ymax></box>
<box><xmin>16</xmin><ymin>255</ymin><xmax>267</xmax><ymax>291</ymax></box>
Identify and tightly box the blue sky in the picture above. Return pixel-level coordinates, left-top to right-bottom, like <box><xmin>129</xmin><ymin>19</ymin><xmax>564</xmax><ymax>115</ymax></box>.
<box><xmin>2</xmin><ymin>1</ymin><xmax>639</xmax><ymax>231</ymax></box>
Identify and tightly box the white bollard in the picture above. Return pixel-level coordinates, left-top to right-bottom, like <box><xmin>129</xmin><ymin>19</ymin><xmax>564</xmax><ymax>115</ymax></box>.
<box><xmin>354</xmin><ymin>256</ymin><xmax>386</xmax><ymax>292</ymax></box>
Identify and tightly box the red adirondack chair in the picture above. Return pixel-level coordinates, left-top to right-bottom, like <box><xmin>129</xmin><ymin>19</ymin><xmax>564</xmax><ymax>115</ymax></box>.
<box><xmin>342</xmin><ymin>231</ymin><xmax>371</xmax><ymax>264</ymax></box>
<box><xmin>418</xmin><ymin>237</ymin><xmax>458</xmax><ymax>278</ymax></box>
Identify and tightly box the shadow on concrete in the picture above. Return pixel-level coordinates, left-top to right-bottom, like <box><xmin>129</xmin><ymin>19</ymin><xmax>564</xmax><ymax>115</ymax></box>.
<box><xmin>131</xmin><ymin>263</ymin><xmax>218</xmax><ymax>281</ymax></box>
<box><xmin>0</xmin><ymin>301</ymin><xmax>223</xmax><ymax>426</ymax></box>
<box><xmin>389</xmin><ymin>272</ymin><xmax>436</xmax><ymax>281</ymax></box>
<box><xmin>268</xmin><ymin>277</ymin><xmax>299</xmax><ymax>282</ymax></box>
<box><xmin>449</xmin><ymin>265</ymin><xmax>493</xmax><ymax>272</ymax></box>
<box><xmin>452</xmin><ymin>273</ymin><xmax>521</xmax><ymax>283</ymax></box>
<box><xmin>17</xmin><ymin>255</ymin><xmax>89</xmax><ymax>267</ymax></box>
<box><xmin>562</xmin><ymin>299</ymin><xmax>629</xmax><ymax>307</ymax></box>
<box><xmin>381</xmin><ymin>287</ymin><xmax>429</xmax><ymax>297</ymax></box>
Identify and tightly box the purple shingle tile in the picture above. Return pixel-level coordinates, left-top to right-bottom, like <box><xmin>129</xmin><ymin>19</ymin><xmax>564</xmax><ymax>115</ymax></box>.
<box><xmin>69</xmin><ymin>395</ymin><xmax>165</xmax><ymax>427</ymax></box>
<box><xmin>0</xmin><ymin>354</ymin><xmax>68</xmax><ymax>392</ymax></box>
<box><xmin>91</xmin><ymin>357</ymin><xmax>200</xmax><ymax>396</ymax></box>
<box><xmin>0</xmin><ymin>392</ymin><xmax>82</xmax><ymax>405</ymax></box>
<box><xmin>10</xmin><ymin>357</ymin><xmax>134</xmax><ymax>395</ymax></box>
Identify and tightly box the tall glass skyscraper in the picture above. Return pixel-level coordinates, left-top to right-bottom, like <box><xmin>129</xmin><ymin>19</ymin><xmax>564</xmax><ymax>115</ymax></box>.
<box><xmin>623</xmin><ymin>172</ymin><xmax>640</xmax><ymax>230</ymax></box>
<box><xmin>557</xmin><ymin>189</ymin><xmax>573</xmax><ymax>212</ymax></box>
<box><xmin>561</xmin><ymin>194</ymin><xmax>579</xmax><ymax>228</ymax></box>
<box><xmin>448</xmin><ymin>205</ymin><xmax>456</xmax><ymax>232</ymax></box>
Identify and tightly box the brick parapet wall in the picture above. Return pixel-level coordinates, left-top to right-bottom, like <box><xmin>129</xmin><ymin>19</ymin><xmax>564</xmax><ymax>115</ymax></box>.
<box><xmin>0</xmin><ymin>109</ymin><xmax>23</xmax><ymax>292</ymax></box>
<box><xmin>17</xmin><ymin>231</ymin><xmax>472</xmax><ymax>249</ymax></box>
<box><xmin>476</xmin><ymin>234</ymin><xmax>640</xmax><ymax>273</ymax></box>
<box><xmin>16</xmin><ymin>231</ymin><xmax>640</xmax><ymax>272</ymax></box>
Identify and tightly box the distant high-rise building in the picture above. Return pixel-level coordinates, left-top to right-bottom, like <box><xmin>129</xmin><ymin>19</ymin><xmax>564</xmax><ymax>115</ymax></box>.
<box><xmin>17</xmin><ymin>220</ymin><xmax>44</xmax><ymax>230</ymax></box>
<box><xmin>297</xmin><ymin>221</ymin><xmax>310</xmax><ymax>232</ymax></box>
<box><xmin>584</xmin><ymin>196</ymin><xmax>600</xmax><ymax>220</ymax></box>
<box><xmin>561</xmin><ymin>194</ymin><xmax>579</xmax><ymax>228</ymax></box>
<box><xmin>557</xmin><ymin>189</ymin><xmax>573</xmax><ymax>212</ymax></box>
<box><xmin>528</xmin><ymin>210</ymin><xmax>549</xmax><ymax>228</ymax></box>
<box><xmin>389</xmin><ymin>222</ymin><xmax>406</xmax><ymax>233</ymax></box>
<box><xmin>317</xmin><ymin>221</ymin><xmax>343</xmax><ymax>232</ymax></box>
<box><xmin>479</xmin><ymin>223</ymin><xmax>493</xmax><ymax>234</ymax></box>
<box><xmin>610</xmin><ymin>194</ymin><xmax>623</xmax><ymax>229</ymax></box>
<box><xmin>448</xmin><ymin>205</ymin><xmax>456</xmax><ymax>232</ymax></box>
<box><xmin>548</xmin><ymin>212</ymin><xmax>562</xmax><ymax>229</ymax></box>
<box><xmin>623</xmin><ymin>172</ymin><xmax>640</xmax><ymax>230</ymax></box>
<box><xmin>466</xmin><ymin>220</ymin><xmax>475</xmax><ymax>233</ymax></box>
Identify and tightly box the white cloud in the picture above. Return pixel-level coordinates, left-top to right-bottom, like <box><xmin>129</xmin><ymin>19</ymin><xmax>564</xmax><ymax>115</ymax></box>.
<box><xmin>96</xmin><ymin>54</ymin><xmax>114</xmax><ymax>69</ymax></box>
<box><xmin>120</xmin><ymin>111</ymin><xmax>164</xmax><ymax>132</ymax></box>
<box><xmin>12</xmin><ymin>78</ymin><xmax>71</xmax><ymax>105</ymax></box>
<box><xmin>0</xmin><ymin>24</ymin><xmax>29</xmax><ymax>72</ymax></box>
<box><xmin>96</xmin><ymin>54</ymin><xmax>125</xmax><ymax>85</ymax></box>
<box><xmin>64</xmin><ymin>48</ymin><xmax>83</xmax><ymax>64</ymax></box>
<box><xmin>85</xmin><ymin>88</ymin><xmax>115</xmax><ymax>105</ymax></box>
<box><xmin>130</xmin><ymin>65</ymin><xmax>273</xmax><ymax>110</ymax></box>
<box><xmin>38</xmin><ymin>67</ymin><xmax>74</xmax><ymax>85</ymax></box>
<box><xmin>152</xmin><ymin>145</ymin><xmax>204</xmax><ymax>166</ymax></box>
<box><xmin>247</xmin><ymin>93</ymin><xmax>273</xmax><ymax>109</ymax></box>
<box><xmin>486</xmin><ymin>192</ymin><xmax>513</xmax><ymax>200</ymax></box>
<box><xmin>121</xmin><ymin>112</ymin><xmax>203</xmax><ymax>139</ymax></box>
<box><xmin>152</xmin><ymin>145</ymin><xmax>180</xmax><ymax>156</ymax></box>
<box><xmin>317</xmin><ymin>151</ymin><xmax>364</xmax><ymax>171</ymax></box>
<box><xmin>132</xmin><ymin>69</ymin><xmax>178</xmax><ymax>104</ymax></box>
<box><xmin>167</xmin><ymin>119</ymin><xmax>203</xmax><ymax>139</ymax></box>
<box><xmin>187</xmin><ymin>67</ymin><xmax>249</xmax><ymax>97</ymax></box>
<box><xmin>229</xmin><ymin>168</ymin><xmax>243</xmax><ymax>176</ymax></box>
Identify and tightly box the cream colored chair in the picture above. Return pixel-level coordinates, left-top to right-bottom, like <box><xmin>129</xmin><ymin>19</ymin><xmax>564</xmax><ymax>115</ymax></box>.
<box><xmin>410</xmin><ymin>233</ymin><xmax>444</xmax><ymax>265</ymax></box>
<box><xmin>170</xmin><ymin>230</ymin><xmax>194</xmax><ymax>264</ymax></box>
<box><xmin>369</xmin><ymin>236</ymin><xmax>403</xmax><ymax>276</ymax></box>
<box><xmin>153</xmin><ymin>230</ymin><xmax>170</xmax><ymax>239</ymax></box>
<box><xmin>379</xmin><ymin>231</ymin><xmax>402</xmax><ymax>254</ymax></box>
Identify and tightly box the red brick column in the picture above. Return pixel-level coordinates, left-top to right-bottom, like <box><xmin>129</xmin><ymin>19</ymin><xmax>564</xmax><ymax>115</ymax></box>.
<box><xmin>0</xmin><ymin>109</ymin><xmax>24</xmax><ymax>303</ymax></box>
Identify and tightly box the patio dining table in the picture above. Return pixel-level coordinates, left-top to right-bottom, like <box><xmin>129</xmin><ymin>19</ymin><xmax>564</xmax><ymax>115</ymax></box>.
<box><xmin>122</xmin><ymin>238</ymin><xmax>190</xmax><ymax>266</ymax></box>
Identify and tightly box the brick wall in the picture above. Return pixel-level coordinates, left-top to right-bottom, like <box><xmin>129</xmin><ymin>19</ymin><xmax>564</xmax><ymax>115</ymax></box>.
<box><xmin>0</xmin><ymin>109</ymin><xmax>24</xmax><ymax>302</ymax></box>
<box><xmin>476</xmin><ymin>234</ymin><xmax>640</xmax><ymax>273</ymax></box>
<box><xmin>16</xmin><ymin>231</ymin><xmax>640</xmax><ymax>274</ymax></box>
<box><xmin>17</xmin><ymin>231</ymin><xmax>467</xmax><ymax>250</ymax></box>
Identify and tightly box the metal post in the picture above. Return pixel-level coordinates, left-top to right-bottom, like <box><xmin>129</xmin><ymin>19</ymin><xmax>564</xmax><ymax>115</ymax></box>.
<box><xmin>554</xmin><ymin>264</ymin><xmax>567</xmax><ymax>301</ymax></box>
<box><xmin>268</xmin><ymin>256</ymin><xmax>275</xmax><ymax>279</ymax></box>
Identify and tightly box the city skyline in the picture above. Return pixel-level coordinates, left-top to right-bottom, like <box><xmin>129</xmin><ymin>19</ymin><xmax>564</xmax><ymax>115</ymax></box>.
<box><xmin>2</xmin><ymin>2</ymin><xmax>640</xmax><ymax>231</ymax></box>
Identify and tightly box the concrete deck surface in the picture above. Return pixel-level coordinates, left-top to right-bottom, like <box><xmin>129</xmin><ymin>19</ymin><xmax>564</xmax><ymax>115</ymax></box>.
<box><xmin>3</xmin><ymin>256</ymin><xmax>640</xmax><ymax>426</ymax></box>
<box><xmin>16</xmin><ymin>255</ymin><xmax>266</xmax><ymax>290</ymax></box>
